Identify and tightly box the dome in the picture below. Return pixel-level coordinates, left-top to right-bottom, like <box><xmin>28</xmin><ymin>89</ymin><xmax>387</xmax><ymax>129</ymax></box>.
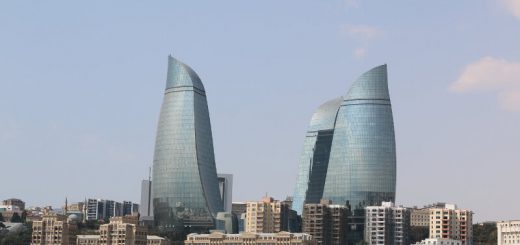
<box><xmin>67</xmin><ymin>214</ymin><xmax>80</xmax><ymax>223</ymax></box>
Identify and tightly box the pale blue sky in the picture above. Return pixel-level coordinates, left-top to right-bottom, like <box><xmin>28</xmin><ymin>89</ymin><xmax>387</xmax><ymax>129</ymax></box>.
<box><xmin>1</xmin><ymin>1</ymin><xmax>519</xmax><ymax>222</ymax></box>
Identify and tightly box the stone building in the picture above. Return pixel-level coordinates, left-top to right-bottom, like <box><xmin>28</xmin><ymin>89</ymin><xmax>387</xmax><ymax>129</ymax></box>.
<box><xmin>185</xmin><ymin>231</ymin><xmax>315</xmax><ymax>245</ymax></box>
<box><xmin>31</xmin><ymin>213</ymin><xmax>78</xmax><ymax>245</ymax></box>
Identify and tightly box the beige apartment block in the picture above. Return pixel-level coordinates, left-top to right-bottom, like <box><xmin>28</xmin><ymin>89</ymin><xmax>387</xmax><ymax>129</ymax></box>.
<box><xmin>429</xmin><ymin>204</ymin><xmax>472</xmax><ymax>245</ymax></box>
<box><xmin>302</xmin><ymin>200</ymin><xmax>347</xmax><ymax>245</ymax></box>
<box><xmin>245</xmin><ymin>196</ymin><xmax>289</xmax><ymax>233</ymax></box>
<box><xmin>185</xmin><ymin>231</ymin><xmax>316</xmax><ymax>245</ymax></box>
<box><xmin>77</xmin><ymin>235</ymin><xmax>100</xmax><ymax>245</ymax></box>
<box><xmin>497</xmin><ymin>220</ymin><xmax>520</xmax><ymax>245</ymax></box>
<box><xmin>31</xmin><ymin>213</ymin><xmax>78</xmax><ymax>245</ymax></box>
<box><xmin>98</xmin><ymin>216</ymin><xmax>147</xmax><ymax>245</ymax></box>
<box><xmin>411</xmin><ymin>208</ymin><xmax>431</xmax><ymax>227</ymax></box>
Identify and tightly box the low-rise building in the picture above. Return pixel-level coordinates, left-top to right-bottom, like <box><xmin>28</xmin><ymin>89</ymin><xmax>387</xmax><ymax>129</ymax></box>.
<box><xmin>185</xmin><ymin>231</ymin><xmax>315</xmax><ymax>245</ymax></box>
<box><xmin>497</xmin><ymin>220</ymin><xmax>520</xmax><ymax>245</ymax></box>
<box><xmin>147</xmin><ymin>235</ymin><xmax>169</xmax><ymax>245</ymax></box>
<box><xmin>77</xmin><ymin>235</ymin><xmax>169</xmax><ymax>245</ymax></box>
<box><xmin>414</xmin><ymin>238</ymin><xmax>462</xmax><ymax>245</ymax></box>
<box><xmin>77</xmin><ymin>235</ymin><xmax>100</xmax><ymax>245</ymax></box>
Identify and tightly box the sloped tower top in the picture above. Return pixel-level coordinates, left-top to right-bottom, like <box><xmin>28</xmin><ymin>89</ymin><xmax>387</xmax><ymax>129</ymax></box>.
<box><xmin>166</xmin><ymin>55</ymin><xmax>205</xmax><ymax>91</ymax></box>
<box><xmin>307</xmin><ymin>97</ymin><xmax>342</xmax><ymax>132</ymax></box>
<box><xmin>344</xmin><ymin>64</ymin><xmax>389</xmax><ymax>100</ymax></box>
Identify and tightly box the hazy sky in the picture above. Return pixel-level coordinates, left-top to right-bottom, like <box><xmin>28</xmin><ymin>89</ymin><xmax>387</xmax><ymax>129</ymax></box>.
<box><xmin>1</xmin><ymin>1</ymin><xmax>519</xmax><ymax>222</ymax></box>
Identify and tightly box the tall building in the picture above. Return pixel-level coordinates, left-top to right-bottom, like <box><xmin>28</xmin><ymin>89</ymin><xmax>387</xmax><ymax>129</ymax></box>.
<box><xmin>293</xmin><ymin>65</ymin><xmax>396</xmax><ymax>214</ymax></box>
<box><xmin>429</xmin><ymin>204</ymin><xmax>473</xmax><ymax>245</ymax></box>
<box><xmin>293</xmin><ymin>65</ymin><xmax>396</xmax><ymax>244</ymax></box>
<box><xmin>185</xmin><ymin>231</ymin><xmax>316</xmax><ymax>245</ymax></box>
<box><xmin>152</xmin><ymin>56</ymin><xmax>223</xmax><ymax>231</ymax></box>
<box><xmin>497</xmin><ymin>220</ymin><xmax>520</xmax><ymax>245</ymax></box>
<box><xmin>302</xmin><ymin>200</ymin><xmax>348</xmax><ymax>245</ymax></box>
<box><xmin>218</xmin><ymin>173</ymin><xmax>233</xmax><ymax>213</ymax></box>
<box><xmin>245</xmin><ymin>197</ymin><xmax>290</xmax><ymax>233</ymax></box>
<box><xmin>140</xmin><ymin>179</ymin><xmax>153</xmax><ymax>219</ymax></box>
<box><xmin>364</xmin><ymin>202</ymin><xmax>410</xmax><ymax>245</ymax></box>
<box><xmin>31</xmin><ymin>213</ymin><xmax>78</xmax><ymax>245</ymax></box>
<box><xmin>86</xmin><ymin>199</ymin><xmax>106</xmax><ymax>221</ymax></box>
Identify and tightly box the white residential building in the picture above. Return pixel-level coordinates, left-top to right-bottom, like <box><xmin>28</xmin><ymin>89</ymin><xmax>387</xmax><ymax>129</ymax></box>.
<box><xmin>364</xmin><ymin>202</ymin><xmax>410</xmax><ymax>245</ymax></box>
<box><xmin>497</xmin><ymin>220</ymin><xmax>520</xmax><ymax>245</ymax></box>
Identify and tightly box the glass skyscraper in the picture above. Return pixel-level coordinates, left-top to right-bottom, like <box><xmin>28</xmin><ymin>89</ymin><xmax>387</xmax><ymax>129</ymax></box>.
<box><xmin>152</xmin><ymin>56</ymin><xmax>223</xmax><ymax>231</ymax></box>
<box><xmin>293</xmin><ymin>64</ymin><xmax>396</xmax><ymax>214</ymax></box>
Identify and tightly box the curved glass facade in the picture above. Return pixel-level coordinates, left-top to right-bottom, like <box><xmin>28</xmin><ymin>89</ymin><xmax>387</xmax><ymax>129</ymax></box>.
<box><xmin>322</xmin><ymin>64</ymin><xmax>395</xmax><ymax>209</ymax></box>
<box><xmin>293</xmin><ymin>65</ymin><xmax>396</xmax><ymax>214</ymax></box>
<box><xmin>292</xmin><ymin>97</ymin><xmax>342</xmax><ymax>214</ymax></box>
<box><xmin>152</xmin><ymin>56</ymin><xmax>223</xmax><ymax>231</ymax></box>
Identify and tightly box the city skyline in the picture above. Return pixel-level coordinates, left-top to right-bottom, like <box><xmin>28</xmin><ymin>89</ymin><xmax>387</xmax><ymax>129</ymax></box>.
<box><xmin>1</xmin><ymin>1</ymin><xmax>520</xmax><ymax>223</ymax></box>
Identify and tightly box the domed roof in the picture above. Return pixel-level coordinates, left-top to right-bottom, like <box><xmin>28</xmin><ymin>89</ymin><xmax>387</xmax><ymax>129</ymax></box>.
<box><xmin>67</xmin><ymin>214</ymin><xmax>80</xmax><ymax>223</ymax></box>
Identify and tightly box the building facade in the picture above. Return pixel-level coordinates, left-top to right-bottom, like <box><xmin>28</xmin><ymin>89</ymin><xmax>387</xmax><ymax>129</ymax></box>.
<box><xmin>293</xmin><ymin>65</ymin><xmax>396</xmax><ymax>244</ymax></box>
<box><xmin>364</xmin><ymin>202</ymin><xmax>410</xmax><ymax>245</ymax></box>
<box><xmin>152</xmin><ymin>56</ymin><xmax>223</xmax><ymax>231</ymax></box>
<box><xmin>77</xmin><ymin>235</ymin><xmax>169</xmax><ymax>245</ymax></box>
<box><xmin>245</xmin><ymin>197</ymin><xmax>290</xmax><ymax>233</ymax></box>
<box><xmin>218</xmin><ymin>173</ymin><xmax>233</xmax><ymax>213</ymax></box>
<box><xmin>185</xmin><ymin>232</ymin><xmax>316</xmax><ymax>245</ymax></box>
<box><xmin>429</xmin><ymin>204</ymin><xmax>473</xmax><ymax>245</ymax></box>
<box><xmin>140</xmin><ymin>179</ymin><xmax>153</xmax><ymax>220</ymax></box>
<box><xmin>302</xmin><ymin>200</ymin><xmax>348</xmax><ymax>245</ymax></box>
<box><xmin>31</xmin><ymin>213</ymin><xmax>78</xmax><ymax>245</ymax></box>
<box><xmin>77</xmin><ymin>235</ymin><xmax>100</xmax><ymax>245</ymax></box>
<box><xmin>497</xmin><ymin>220</ymin><xmax>520</xmax><ymax>245</ymax></box>
<box><xmin>2</xmin><ymin>198</ymin><xmax>25</xmax><ymax>210</ymax></box>
<box><xmin>99</xmin><ymin>216</ymin><xmax>147</xmax><ymax>245</ymax></box>
<box><xmin>411</xmin><ymin>208</ymin><xmax>431</xmax><ymax>227</ymax></box>
<box><xmin>414</xmin><ymin>238</ymin><xmax>462</xmax><ymax>245</ymax></box>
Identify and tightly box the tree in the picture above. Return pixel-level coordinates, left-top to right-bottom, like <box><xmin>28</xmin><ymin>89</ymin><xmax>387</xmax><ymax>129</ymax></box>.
<box><xmin>0</xmin><ymin>213</ymin><xmax>4</xmax><ymax>222</ymax></box>
<box><xmin>473</xmin><ymin>223</ymin><xmax>497</xmax><ymax>245</ymax></box>
<box><xmin>409</xmin><ymin>226</ymin><xmax>429</xmax><ymax>244</ymax></box>
<box><xmin>21</xmin><ymin>211</ymin><xmax>27</xmax><ymax>224</ymax></box>
<box><xmin>9</xmin><ymin>213</ymin><xmax>22</xmax><ymax>223</ymax></box>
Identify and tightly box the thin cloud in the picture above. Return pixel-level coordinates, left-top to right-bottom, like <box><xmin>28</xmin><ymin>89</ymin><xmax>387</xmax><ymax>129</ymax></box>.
<box><xmin>342</xmin><ymin>24</ymin><xmax>383</xmax><ymax>42</ymax></box>
<box><xmin>354</xmin><ymin>47</ymin><xmax>366</xmax><ymax>59</ymax></box>
<box><xmin>503</xmin><ymin>0</ymin><xmax>520</xmax><ymax>19</ymax></box>
<box><xmin>340</xmin><ymin>24</ymin><xmax>382</xmax><ymax>59</ymax></box>
<box><xmin>451</xmin><ymin>56</ymin><xmax>520</xmax><ymax>112</ymax></box>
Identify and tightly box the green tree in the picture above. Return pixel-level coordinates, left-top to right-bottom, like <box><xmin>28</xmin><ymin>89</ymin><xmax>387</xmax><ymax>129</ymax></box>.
<box><xmin>0</xmin><ymin>213</ymin><xmax>4</xmax><ymax>222</ymax></box>
<box><xmin>20</xmin><ymin>211</ymin><xmax>27</xmax><ymax>224</ymax></box>
<box><xmin>473</xmin><ymin>223</ymin><xmax>497</xmax><ymax>245</ymax></box>
<box><xmin>9</xmin><ymin>213</ymin><xmax>22</xmax><ymax>223</ymax></box>
<box><xmin>409</xmin><ymin>226</ymin><xmax>429</xmax><ymax>244</ymax></box>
